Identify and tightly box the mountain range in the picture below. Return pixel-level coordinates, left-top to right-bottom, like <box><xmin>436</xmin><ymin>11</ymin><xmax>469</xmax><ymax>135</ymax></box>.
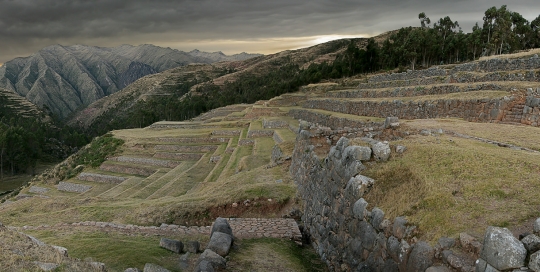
<box><xmin>0</xmin><ymin>45</ymin><xmax>261</xmax><ymax>118</ymax></box>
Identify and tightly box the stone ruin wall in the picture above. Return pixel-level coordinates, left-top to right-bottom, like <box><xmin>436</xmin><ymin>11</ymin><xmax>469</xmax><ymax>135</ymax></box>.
<box><xmin>367</xmin><ymin>56</ymin><xmax>540</xmax><ymax>84</ymax></box>
<box><xmin>303</xmin><ymin>92</ymin><xmax>540</xmax><ymax>127</ymax></box>
<box><xmin>291</xmin><ymin>131</ymin><xmax>436</xmax><ymax>271</ymax></box>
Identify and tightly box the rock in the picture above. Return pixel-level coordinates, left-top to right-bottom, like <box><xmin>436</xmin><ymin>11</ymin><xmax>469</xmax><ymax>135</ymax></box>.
<box><xmin>476</xmin><ymin>258</ymin><xmax>487</xmax><ymax>272</ymax></box>
<box><xmin>438</xmin><ymin>237</ymin><xmax>456</xmax><ymax>250</ymax></box>
<box><xmin>197</xmin><ymin>249</ymin><xmax>226</xmax><ymax>269</ymax></box>
<box><xmin>393</xmin><ymin>216</ymin><xmax>408</xmax><ymax>239</ymax></box>
<box><xmin>352</xmin><ymin>198</ymin><xmax>368</xmax><ymax>220</ymax></box>
<box><xmin>159</xmin><ymin>238</ymin><xmax>183</xmax><ymax>254</ymax></box>
<box><xmin>179</xmin><ymin>252</ymin><xmax>190</xmax><ymax>270</ymax></box>
<box><xmin>143</xmin><ymin>263</ymin><xmax>170</xmax><ymax>272</ymax></box>
<box><xmin>529</xmin><ymin>250</ymin><xmax>540</xmax><ymax>272</ymax></box>
<box><xmin>521</xmin><ymin>234</ymin><xmax>540</xmax><ymax>253</ymax></box>
<box><xmin>124</xmin><ymin>268</ymin><xmax>142</xmax><ymax>272</ymax></box>
<box><xmin>426</xmin><ymin>266</ymin><xmax>452</xmax><ymax>272</ymax></box>
<box><xmin>195</xmin><ymin>260</ymin><xmax>215</xmax><ymax>272</ymax></box>
<box><xmin>387</xmin><ymin>236</ymin><xmax>401</xmax><ymax>262</ymax></box>
<box><xmin>344</xmin><ymin>145</ymin><xmax>372</xmax><ymax>161</ymax></box>
<box><xmin>460</xmin><ymin>232</ymin><xmax>482</xmax><ymax>255</ymax></box>
<box><xmin>371</xmin><ymin>141</ymin><xmax>391</xmax><ymax>162</ymax></box>
<box><xmin>211</xmin><ymin>217</ymin><xmax>233</xmax><ymax>237</ymax></box>
<box><xmin>52</xmin><ymin>245</ymin><xmax>68</xmax><ymax>257</ymax></box>
<box><xmin>33</xmin><ymin>262</ymin><xmax>59</xmax><ymax>271</ymax></box>
<box><xmin>346</xmin><ymin>175</ymin><xmax>375</xmax><ymax>199</ymax></box>
<box><xmin>186</xmin><ymin>241</ymin><xmax>201</xmax><ymax>253</ymax></box>
<box><xmin>534</xmin><ymin>218</ymin><xmax>540</xmax><ymax>234</ymax></box>
<box><xmin>420</xmin><ymin>129</ymin><xmax>432</xmax><ymax>136</ymax></box>
<box><xmin>447</xmin><ymin>253</ymin><xmax>474</xmax><ymax>272</ymax></box>
<box><xmin>406</xmin><ymin>241</ymin><xmax>434</xmax><ymax>272</ymax></box>
<box><xmin>384</xmin><ymin>117</ymin><xmax>400</xmax><ymax>129</ymax></box>
<box><xmin>480</xmin><ymin>226</ymin><xmax>527</xmax><ymax>271</ymax></box>
<box><xmin>395</xmin><ymin>145</ymin><xmax>407</xmax><ymax>154</ymax></box>
<box><xmin>370</xmin><ymin>207</ymin><xmax>385</xmax><ymax>230</ymax></box>
<box><xmin>206</xmin><ymin>232</ymin><xmax>233</xmax><ymax>257</ymax></box>
<box><xmin>89</xmin><ymin>262</ymin><xmax>106</xmax><ymax>271</ymax></box>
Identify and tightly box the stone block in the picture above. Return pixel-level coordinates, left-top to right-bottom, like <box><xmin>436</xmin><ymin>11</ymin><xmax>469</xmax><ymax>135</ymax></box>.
<box><xmin>206</xmin><ymin>232</ymin><xmax>233</xmax><ymax>257</ymax></box>
<box><xmin>480</xmin><ymin>226</ymin><xmax>526</xmax><ymax>271</ymax></box>
<box><xmin>371</xmin><ymin>141</ymin><xmax>391</xmax><ymax>162</ymax></box>
<box><xmin>406</xmin><ymin>241</ymin><xmax>434</xmax><ymax>272</ymax></box>
<box><xmin>211</xmin><ymin>217</ymin><xmax>233</xmax><ymax>238</ymax></box>
<box><xmin>521</xmin><ymin>234</ymin><xmax>540</xmax><ymax>253</ymax></box>
<box><xmin>143</xmin><ymin>263</ymin><xmax>170</xmax><ymax>272</ymax></box>
<box><xmin>529</xmin><ymin>250</ymin><xmax>540</xmax><ymax>272</ymax></box>
<box><xmin>159</xmin><ymin>238</ymin><xmax>183</xmax><ymax>254</ymax></box>
<box><xmin>352</xmin><ymin>198</ymin><xmax>368</xmax><ymax>220</ymax></box>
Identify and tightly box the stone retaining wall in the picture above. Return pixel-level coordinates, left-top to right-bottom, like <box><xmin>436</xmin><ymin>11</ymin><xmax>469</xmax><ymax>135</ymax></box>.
<box><xmin>77</xmin><ymin>173</ymin><xmax>127</xmax><ymax>184</ymax></box>
<box><xmin>247</xmin><ymin>130</ymin><xmax>275</xmax><ymax>138</ymax></box>
<box><xmin>238</xmin><ymin>139</ymin><xmax>254</xmax><ymax>146</ymax></box>
<box><xmin>289</xmin><ymin>109</ymin><xmax>383</xmax><ymax>130</ymax></box>
<box><xmin>156</xmin><ymin>137</ymin><xmax>229</xmax><ymax>143</ymax></box>
<box><xmin>154</xmin><ymin>145</ymin><xmax>218</xmax><ymax>153</ymax></box>
<box><xmin>263</xmin><ymin>119</ymin><xmax>289</xmax><ymax>129</ymax></box>
<box><xmin>303</xmin><ymin>98</ymin><xmax>509</xmax><ymax>123</ymax></box>
<box><xmin>273</xmin><ymin>132</ymin><xmax>283</xmax><ymax>144</ymax></box>
<box><xmin>109</xmin><ymin>156</ymin><xmax>179</xmax><ymax>168</ymax></box>
<box><xmin>211</xmin><ymin>130</ymin><xmax>241</xmax><ymax>136</ymax></box>
<box><xmin>99</xmin><ymin>164</ymin><xmax>156</xmax><ymax>177</ymax></box>
<box><xmin>153</xmin><ymin>153</ymin><xmax>203</xmax><ymax>161</ymax></box>
<box><xmin>57</xmin><ymin>182</ymin><xmax>92</xmax><ymax>193</ymax></box>
<box><xmin>304</xmin><ymin>93</ymin><xmax>540</xmax><ymax>127</ymax></box>
<box><xmin>367</xmin><ymin>56</ymin><xmax>540</xmax><ymax>84</ymax></box>
<box><xmin>328</xmin><ymin>83</ymin><xmax>504</xmax><ymax>99</ymax></box>
<box><xmin>368</xmin><ymin>67</ymin><xmax>448</xmax><ymax>83</ymax></box>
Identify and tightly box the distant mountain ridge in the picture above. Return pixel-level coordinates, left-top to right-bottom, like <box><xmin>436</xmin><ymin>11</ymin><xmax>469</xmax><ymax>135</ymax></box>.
<box><xmin>188</xmin><ymin>49</ymin><xmax>263</xmax><ymax>62</ymax></box>
<box><xmin>0</xmin><ymin>44</ymin><xmax>261</xmax><ymax>118</ymax></box>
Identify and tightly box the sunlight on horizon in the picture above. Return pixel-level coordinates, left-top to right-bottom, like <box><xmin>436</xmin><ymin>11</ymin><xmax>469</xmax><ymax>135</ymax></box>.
<box><xmin>164</xmin><ymin>33</ymin><xmax>371</xmax><ymax>56</ymax></box>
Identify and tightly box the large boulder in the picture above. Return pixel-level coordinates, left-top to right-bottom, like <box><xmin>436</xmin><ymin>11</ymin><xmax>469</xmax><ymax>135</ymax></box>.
<box><xmin>211</xmin><ymin>217</ymin><xmax>233</xmax><ymax>238</ymax></box>
<box><xmin>206</xmin><ymin>232</ymin><xmax>233</xmax><ymax>257</ymax></box>
<box><xmin>406</xmin><ymin>241</ymin><xmax>434</xmax><ymax>272</ymax></box>
<box><xmin>196</xmin><ymin>249</ymin><xmax>226</xmax><ymax>270</ymax></box>
<box><xmin>344</xmin><ymin>145</ymin><xmax>372</xmax><ymax>161</ymax></box>
<box><xmin>521</xmin><ymin>234</ymin><xmax>540</xmax><ymax>253</ymax></box>
<box><xmin>480</xmin><ymin>226</ymin><xmax>527</xmax><ymax>271</ymax></box>
<box><xmin>371</xmin><ymin>141</ymin><xmax>391</xmax><ymax>162</ymax></box>
<box><xmin>159</xmin><ymin>238</ymin><xmax>183</xmax><ymax>254</ymax></box>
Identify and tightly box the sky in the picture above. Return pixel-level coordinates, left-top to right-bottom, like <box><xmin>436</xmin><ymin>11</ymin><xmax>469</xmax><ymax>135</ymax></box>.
<box><xmin>0</xmin><ymin>0</ymin><xmax>539</xmax><ymax>64</ymax></box>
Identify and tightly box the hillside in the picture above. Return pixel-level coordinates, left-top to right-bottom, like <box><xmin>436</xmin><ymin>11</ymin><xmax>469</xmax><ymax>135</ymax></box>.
<box><xmin>0</xmin><ymin>44</ymin><xmax>260</xmax><ymax>119</ymax></box>
<box><xmin>0</xmin><ymin>87</ymin><xmax>48</xmax><ymax>121</ymax></box>
<box><xmin>68</xmin><ymin>37</ymin><xmax>381</xmax><ymax>136</ymax></box>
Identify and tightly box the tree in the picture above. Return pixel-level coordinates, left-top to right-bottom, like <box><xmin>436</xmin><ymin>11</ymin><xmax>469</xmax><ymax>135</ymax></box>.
<box><xmin>419</xmin><ymin>12</ymin><xmax>431</xmax><ymax>28</ymax></box>
<box><xmin>434</xmin><ymin>16</ymin><xmax>460</xmax><ymax>61</ymax></box>
<box><xmin>468</xmin><ymin>23</ymin><xmax>483</xmax><ymax>60</ymax></box>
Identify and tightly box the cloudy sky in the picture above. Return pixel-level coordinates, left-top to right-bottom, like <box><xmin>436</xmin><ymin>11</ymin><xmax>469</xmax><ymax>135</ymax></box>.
<box><xmin>0</xmin><ymin>0</ymin><xmax>538</xmax><ymax>64</ymax></box>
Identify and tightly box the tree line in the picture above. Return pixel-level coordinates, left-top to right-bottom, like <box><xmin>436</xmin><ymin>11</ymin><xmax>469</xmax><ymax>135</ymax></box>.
<box><xmin>0</xmin><ymin>115</ymin><xmax>89</xmax><ymax>179</ymax></box>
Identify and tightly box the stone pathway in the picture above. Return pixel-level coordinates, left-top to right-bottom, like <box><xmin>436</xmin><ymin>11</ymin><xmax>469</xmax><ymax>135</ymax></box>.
<box><xmin>15</xmin><ymin>218</ymin><xmax>302</xmax><ymax>242</ymax></box>
<box><xmin>445</xmin><ymin>130</ymin><xmax>540</xmax><ymax>153</ymax></box>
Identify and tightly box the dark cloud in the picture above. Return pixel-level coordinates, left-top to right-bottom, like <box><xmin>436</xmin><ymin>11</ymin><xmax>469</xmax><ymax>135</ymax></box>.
<box><xmin>0</xmin><ymin>0</ymin><xmax>538</xmax><ymax>63</ymax></box>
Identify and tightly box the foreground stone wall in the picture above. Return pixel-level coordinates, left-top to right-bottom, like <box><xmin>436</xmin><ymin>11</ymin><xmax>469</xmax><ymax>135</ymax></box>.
<box><xmin>290</xmin><ymin>132</ymin><xmax>434</xmax><ymax>271</ymax></box>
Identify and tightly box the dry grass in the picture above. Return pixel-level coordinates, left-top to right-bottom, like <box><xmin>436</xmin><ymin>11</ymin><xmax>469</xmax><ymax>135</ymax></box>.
<box><xmin>479</xmin><ymin>48</ymin><xmax>540</xmax><ymax>61</ymax></box>
<box><xmin>364</xmin><ymin>133</ymin><xmax>540</xmax><ymax>241</ymax></box>
<box><xmin>404</xmin><ymin>118</ymin><xmax>540</xmax><ymax>151</ymax></box>
<box><xmin>0</xmin><ymin>226</ymin><xmax>106</xmax><ymax>271</ymax></box>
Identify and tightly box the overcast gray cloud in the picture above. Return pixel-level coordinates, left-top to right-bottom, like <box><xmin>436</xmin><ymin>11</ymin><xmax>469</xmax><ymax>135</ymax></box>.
<box><xmin>0</xmin><ymin>0</ymin><xmax>538</xmax><ymax>63</ymax></box>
